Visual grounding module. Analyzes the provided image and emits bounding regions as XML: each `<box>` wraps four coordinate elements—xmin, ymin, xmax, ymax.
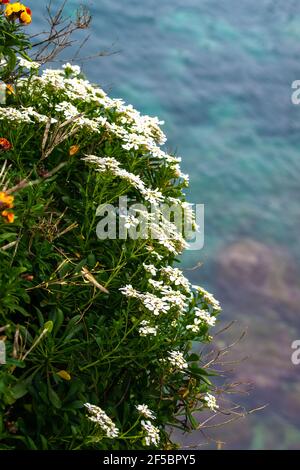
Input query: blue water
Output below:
<box><xmin>31</xmin><ymin>0</ymin><xmax>300</xmax><ymax>449</ymax></box>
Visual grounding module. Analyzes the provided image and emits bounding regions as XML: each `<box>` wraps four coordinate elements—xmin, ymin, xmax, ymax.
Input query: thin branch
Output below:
<box><xmin>7</xmin><ymin>161</ymin><xmax>68</xmax><ymax>194</ymax></box>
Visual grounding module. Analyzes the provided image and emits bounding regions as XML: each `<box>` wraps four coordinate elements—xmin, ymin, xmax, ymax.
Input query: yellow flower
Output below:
<box><xmin>5</xmin><ymin>3</ymin><xmax>32</xmax><ymax>25</ymax></box>
<box><xmin>0</xmin><ymin>191</ymin><xmax>14</xmax><ymax>209</ymax></box>
<box><xmin>5</xmin><ymin>3</ymin><xmax>22</xmax><ymax>15</ymax></box>
<box><xmin>57</xmin><ymin>370</ymin><xmax>71</xmax><ymax>381</ymax></box>
<box><xmin>69</xmin><ymin>145</ymin><xmax>80</xmax><ymax>156</ymax></box>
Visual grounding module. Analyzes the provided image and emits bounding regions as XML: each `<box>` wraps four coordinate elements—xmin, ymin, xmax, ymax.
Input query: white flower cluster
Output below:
<box><xmin>24</xmin><ymin>68</ymin><xmax>103</xmax><ymax>103</ymax></box>
<box><xmin>149</xmin><ymin>214</ymin><xmax>188</xmax><ymax>254</ymax></box>
<box><xmin>119</xmin><ymin>284</ymin><xmax>139</xmax><ymax>298</ymax></box>
<box><xmin>148</xmin><ymin>279</ymin><xmax>189</xmax><ymax>312</ymax></box>
<box><xmin>136</xmin><ymin>404</ymin><xmax>156</xmax><ymax>420</ymax></box>
<box><xmin>204</xmin><ymin>393</ymin><xmax>219</xmax><ymax>412</ymax></box>
<box><xmin>0</xmin><ymin>106</ymin><xmax>56</xmax><ymax>124</ymax></box>
<box><xmin>10</xmin><ymin>65</ymin><xmax>192</xmax><ymax>256</ymax></box>
<box><xmin>120</xmin><ymin>214</ymin><xmax>140</xmax><ymax>229</ymax></box>
<box><xmin>15</xmin><ymin>64</ymin><xmax>187</xmax><ymax>177</ymax></box>
<box><xmin>142</xmin><ymin>263</ymin><xmax>157</xmax><ymax>276</ymax></box>
<box><xmin>195</xmin><ymin>308</ymin><xmax>216</xmax><ymax>326</ymax></box>
<box><xmin>84</xmin><ymin>403</ymin><xmax>119</xmax><ymax>438</ymax></box>
<box><xmin>83</xmin><ymin>155</ymin><xmax>164</xmax><ymax>206</ymax></box>
<box><xmin>160</xmin><ymin>266</ymin><xmax>190</xmax><ymax>290</ymax></box>
<box><xmin>141</xmin><ymin>292</ymin><xmax>170</xmax><ymax>316</ymax></box>
<box><xmin>186</xmin><ymin>308</ymin><xmax>216</xmax><ymax>333</ymax></box>
<box><xmin>146</xmin><ymin>246</ymin><xmax>163</xmax><ymax>260</ymax></box>
<box><xmin>18</xmin><ymin>57</ymin><xmax>40</xmax><ymax>70</ymax></box>
<box><xmin>167</xmin><ymin>350</ymin><xmax>188</xmax><ymax>370</ymax></box>
<box><xmin>141</xmin><ymin>420</ymin><xmax>160</xmax><ymax>447</ymax></box>
<box><xmin>138</xmin><ymin>320</ymin><xmax>158</xmax><ymax>337</ymax></box>
<box><xmin>55</xmin><ymin>102</ymin><xmax>101</xmax><ymax>132</ymax></box>
<box><xmin>120</xmin><ymin>283</ymin><xmax>187</xmax><ymax>317</ymax></box>
<box><xmin>194</xmin><ymin>286</ymin><xmax>221</xmax><ymax>312</ymax></box>
<box><xmin>62</xmin><ymin>62</ymin><xmax>81</xmax><ymax>76</ymax></box>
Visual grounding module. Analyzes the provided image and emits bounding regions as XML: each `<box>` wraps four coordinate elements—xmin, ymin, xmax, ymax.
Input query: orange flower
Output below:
<box><xmin>0</xmin><ymin>138</ymin><xmax>12</xmax><ymax>152</ymax></box>
<box><xmin>6</xmin><ymin>84</ymin><xmax>14</xmax><ymax>95</ymax></box>
<box><xmin>1</xmin><ymin>210</ymin><xmax>14</xmax><ymax>224</ymax></box>
<box><xmin>69</xmin><ymin>145</ymin><xmax>80</xmax><ymax>156</ymax></box>
<box><xmin>19</xmin><ymin>8</ymin><xmax>31</xmax><ymax>24</ymax></box>
<box><xmin>0</xmin><ymin>191</ymin><xmax>14</xmax><ymax>209</ymax></box>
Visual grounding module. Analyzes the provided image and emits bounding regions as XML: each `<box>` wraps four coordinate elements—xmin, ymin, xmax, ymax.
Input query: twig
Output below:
<box><xmin>7</xmin><ymin>161</ymin><xmax>68</xmax><ymax>194</ymax></box>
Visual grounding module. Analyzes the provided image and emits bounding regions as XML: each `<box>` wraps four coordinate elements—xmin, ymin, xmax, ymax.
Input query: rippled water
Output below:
<box><xmin>31</xmin><ymin>0</ymin><xmax>300</xmax><ymax>449</ymax></box>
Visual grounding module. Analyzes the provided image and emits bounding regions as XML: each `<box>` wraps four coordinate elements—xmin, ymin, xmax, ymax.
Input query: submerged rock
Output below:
<box><xmin>215</xmin><ymin>238</ymin><xmax>300</xmax><ymax>322</ymax></box>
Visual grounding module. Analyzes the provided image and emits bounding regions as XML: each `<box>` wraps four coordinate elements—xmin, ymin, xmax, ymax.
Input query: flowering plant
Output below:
<box><xmin>0</xmin><ymin>1</ymin><xmax>32</xmax><ymax>81</ymax></box>
<box><xmin>0</xmin><ymin>3</ymin><xmax>224</xmax><ymax>450</ymax></box>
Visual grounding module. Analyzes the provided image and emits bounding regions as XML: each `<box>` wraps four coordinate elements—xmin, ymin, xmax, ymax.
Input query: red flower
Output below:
<box><xmin>0</xmin><ymin>138</ymin><xmax>12</xmax><ymax>152</ymax></box>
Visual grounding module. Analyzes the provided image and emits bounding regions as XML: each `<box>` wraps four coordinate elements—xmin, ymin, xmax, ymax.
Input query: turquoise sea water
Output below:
<box><xmin>31</xmin><ymin>0</ymin><xmax>300</xmax><ymax>449</ymax></box>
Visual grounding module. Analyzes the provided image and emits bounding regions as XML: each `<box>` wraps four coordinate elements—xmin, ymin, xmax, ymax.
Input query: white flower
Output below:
<box><xmin>148</xmin><ymin>279</ymin><xmax>164</xmax><ymax>290</ymax></box>
<box><xmin>149</xmin><ymin>216</ymin><xmax>188</xmax><ymax>255</ymax></box>
<box><xmin>18</xmin><ymin>57</ymin><xmax>40</xmax><ymax>70</ymax></box>
<box><xmin>141</xmin><ymin>292</ymin><xmax>170</xmax><ymax>316</ymax></box>
<box><xmin>160</xmin><ymin>266</ymin><xmax>190</xmax><ymax>290</ymax></box>
<box><xmin>204</xmin><ymin>393</ymin><xmax>219</xmax><ymax>412</ymax></box>
<box><xmin>141</xmin><ymin>420</ymin><xmax>160</xmax><ymax>447</ymax></box>
<box><xmin>120</xmin><ymin>214</ymin><xmax>139</xmax><ymax>229</ymax></box>
<box><xmin>194</xmin><ymin>308</ymin><xmax>216</xmax><ymax>327</ymax></box>
<box><xmin>161</xmin><ymin>287</ymin><xmax>188</xmax><ymax>311</ymax></box>
<box><xmin>13</xmin><ymin>64</ymin><xmax>189</xmax><ymax>182</ymax></box>
<box><xmin>0</xmin><ymin>106</ymin><xmax>56</xmax><ymax>124</ymax></box>
<box><xmin>136</xmin><ymin>404</ymin><xmax>156</xmax><ymax>420</ymax></box>
<box><xmin>146</xmin><ymin>247</ymin><xmax>163</xmax><ymax>261</ymax></box>
<box><xmin>141</xmin><ymin>188</ymin><xmax>164</xmax><ymax>205</ymax></box>
<box><xmin>84</xmin><ymin>403</ymin><xmax>119</xmax><ymax>438</ymax></box>
<box><xmin>55</xmin><ymin>101</ymin><xmax>79</xmax><ymax>119</ymax></box>
<box><xmin>143</xmin><ymin>263</ymin><xmax>157</xmax><ymax>276</ymax></box>
<box><xmin>83</xmin><ymin>155</ymin><xmax>121</xmax><ymax>172</ymax></box>
<box><xmin>138</xmin><ymin>320</ymin><xmax>158</xmax><ymax>337</ymax></box>
<box><xmin>186</xmin><ymin>323</ymin><xmax>200</xmax><ymax>333</ymax></box>
<box><xmin>25</xmin><ymin>107</ymin><xmax>57</xmax><ymax>124</ymax></box>
<box><xmin>119</xmin><ymin>284</ymin><xmax>139</xmax><ymax>298</ymax></box>
<box><xmin>0</xmin><ymin>107</ymin><xmax>32</xmax><ymax>123</ymax></box>
<box><xmin>194</xmin><ymin>286</ymin><xmax>221</xmax><ymax>312</ymax></box>
<box><xmin>83</xmin><ymin>155</ymin><xmax>147</xmax><ymax>193</ymax></box>
<box><xmin>167</xmin><ymin>350</ymin><xmax>188</xmax><ymax>370</ymax></box>
<box><xmin>54</xmin><ymin>103</ymin><xmax>100</xmax><ymax>132</ymax></box>
<box><xmin>63</xmin><ymin>62</ymin><xmax>81</xmax><ymax>76</ymax></box>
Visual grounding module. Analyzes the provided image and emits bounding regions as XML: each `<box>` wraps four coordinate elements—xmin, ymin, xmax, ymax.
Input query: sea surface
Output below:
<box><xmin>31</xmin><ymin>0</ymin><xmax>300</xmax><ymax>449</ymax></box>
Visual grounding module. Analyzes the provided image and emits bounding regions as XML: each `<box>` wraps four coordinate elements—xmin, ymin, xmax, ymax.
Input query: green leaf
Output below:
<box><xmin>11</xmin><ymin>381</ymin><xmax>29</xmax><ymax>400</ymax></box>
<box><xmin>48</xmin><ymin>387</ymin><xmax>62</xmax><ymax>409</ymax></box>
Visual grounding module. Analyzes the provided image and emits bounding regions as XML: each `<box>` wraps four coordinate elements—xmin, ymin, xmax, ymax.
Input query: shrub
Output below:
<box><xmin>0</xmin><ymin>2</ymin><xmax>221</xmax><ymax>450</ymax></box>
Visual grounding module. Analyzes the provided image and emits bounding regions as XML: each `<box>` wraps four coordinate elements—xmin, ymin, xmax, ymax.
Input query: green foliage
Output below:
<box><xmin>0</xmin><ymin>10</ymin><xmax>31</xmax><ymax>82</ymax></box>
